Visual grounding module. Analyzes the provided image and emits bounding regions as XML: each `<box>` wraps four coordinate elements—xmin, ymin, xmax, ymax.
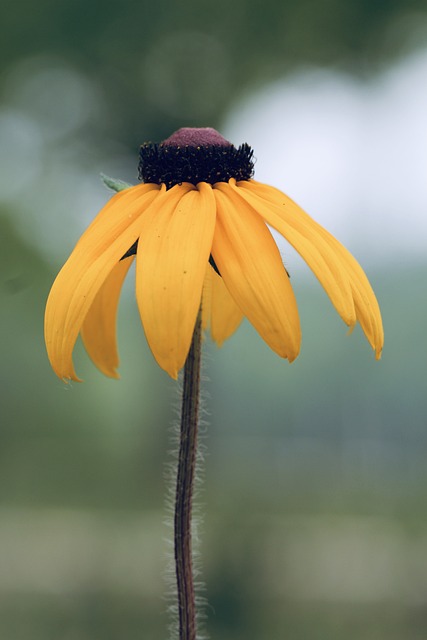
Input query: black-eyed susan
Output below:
<box><xmin>44</xmin><ymin>127</ymin><xmax>383</xmax><ymax>381</ymax></box>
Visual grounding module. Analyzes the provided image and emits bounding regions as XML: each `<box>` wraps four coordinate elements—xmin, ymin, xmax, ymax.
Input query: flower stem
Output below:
<box><xmin>174</xmin><ymin>310</ymin><xmax>202</xmax><ymax>640</ymax></box>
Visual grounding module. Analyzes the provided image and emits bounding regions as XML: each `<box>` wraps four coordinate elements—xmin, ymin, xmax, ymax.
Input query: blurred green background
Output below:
<box><xmin>1</xmin><ymin>0</ymin><xmax>427</xmax><ymax>638</ymax></box>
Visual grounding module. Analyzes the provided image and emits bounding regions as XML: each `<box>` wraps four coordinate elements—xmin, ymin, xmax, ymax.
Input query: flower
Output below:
<box><xmin>44</xmin><ymin>127</ymin><xmax>383</xmax><ymax>381</ymax></box>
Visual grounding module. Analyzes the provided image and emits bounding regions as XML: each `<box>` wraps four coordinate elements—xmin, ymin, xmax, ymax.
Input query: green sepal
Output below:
<box><xmin>100</xmin><ymin>173</ymin><xmax>133</xmax><ymax>193</ymax></box>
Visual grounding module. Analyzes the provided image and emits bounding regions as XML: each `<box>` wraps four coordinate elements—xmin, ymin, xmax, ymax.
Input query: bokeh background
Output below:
<box><xmin>1</xmin><ymin>1</ymin><xmax>427</xmax><ymax>638</ymax></box>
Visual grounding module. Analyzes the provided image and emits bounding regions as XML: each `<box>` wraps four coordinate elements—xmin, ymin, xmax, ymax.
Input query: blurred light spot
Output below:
<box><xmin>4</xmin><ymin>56</ymin><xmax>101</xmax><ymax>141</ymax></box>
<box><xmin>225</xmin><ymin>48</ymin><xmax>427</xmax><ymax>267</ymax></box>
<box><xmin>0</xmin><ymin>110</ymin><xmax>43</xmax><ymax>200</ymax></box>
<box><xmin>13</xmin><ymin>163</ymin><xmax>111</xmax><ymax>263</ymax></box>
<box><xmin>143</xmin><ymin>31</ymin><xmax>230</xmax><ymax>119</ymax></box>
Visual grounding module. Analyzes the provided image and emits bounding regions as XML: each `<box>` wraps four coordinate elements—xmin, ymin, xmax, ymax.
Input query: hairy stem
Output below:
<box><xmin>174</xmin><ymin>311</ymin><xmax>202</xmax><ymax>640</ymax></box>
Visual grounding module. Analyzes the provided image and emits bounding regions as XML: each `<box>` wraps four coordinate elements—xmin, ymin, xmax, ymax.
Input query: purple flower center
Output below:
<box><xmin>138</xmin><ymin>127</ymin><xmax>254</xmax><ymax>189</ymax></box>
<box><xmin>162</xmin><ymin>127</ymin><xmax>232</xmax><ymax>148</ymax></box>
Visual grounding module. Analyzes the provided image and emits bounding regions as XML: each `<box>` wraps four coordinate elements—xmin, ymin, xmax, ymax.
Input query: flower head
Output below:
<box><xmin>44</xmin><ymin>127</ymin><xmax>383</xmax><ymax>381</ymax></box>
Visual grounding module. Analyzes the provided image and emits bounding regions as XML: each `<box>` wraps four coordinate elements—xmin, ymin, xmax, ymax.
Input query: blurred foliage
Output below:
<box><xmin>2</xmin><ymin>0</ymin><xmax>427</xmax><ymax>147</ymax></box>
<box><xmin>2</xmin><ymin>202</ymin><xmax>427</xmax><ymax>638</ymax></box>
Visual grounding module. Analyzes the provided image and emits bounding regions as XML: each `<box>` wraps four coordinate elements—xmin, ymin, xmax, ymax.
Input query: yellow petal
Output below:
<box><xmin>45</xmin><ymin>184</ymin><xmax>161</xmax><ymax>381</ymax></box>
<box><xmin>201</xmin><ymin>267</ymin><xmax>212</xmax><ymax>333</ymax></box>
<box><xmin>234</xmin><ymin>179</ymin><xmax>357</xmax><ymax>326</ymax></box>
<box><xmin>203</xmin><ymin>265</ymin><xmax>243</xmax><ymax>346</ymax></box>
<box><xmin>74</xmin><ymin>183</ymin><xmax>160</xmax><ymax>250</ymax></box>
<box><xmin>136</xmin><ymin>183</ymin><xmax>217</xmax><ymax>378</ymax></box>
<box><xmin>212</xmin><ymin>183</ymin><xmax>301</xmax><ymax>361</ymax></box>
<box><xmin>320</xmin><ymin>230</ymin><xmax>384</xmax><ymax>358</ymax></box>
<box><xmin>241</xmin><ymin>180</ymin><xmax>383</xmax><ymax>357</ymax></box>
<box><xmin>80</xmin><ymin>256</ymin><xmax>135</xmax><ymax>378</ymax></box>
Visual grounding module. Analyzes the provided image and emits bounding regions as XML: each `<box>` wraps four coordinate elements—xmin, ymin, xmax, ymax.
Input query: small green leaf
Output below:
<box><xmin>100</xmin><ymin>173</ymin><xmax>133</xmax><ymax>192</ymax></box>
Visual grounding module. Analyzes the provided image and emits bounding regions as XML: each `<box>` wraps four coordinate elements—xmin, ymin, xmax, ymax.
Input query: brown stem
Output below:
<box><xmin>174</xmin><ymin>310</ymin><xmax>202</xmax><ymax>640</ymax></box>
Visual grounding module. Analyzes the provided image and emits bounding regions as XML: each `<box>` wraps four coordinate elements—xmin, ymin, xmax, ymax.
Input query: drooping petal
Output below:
<box><xmin>240</xmin><ymin>180</ymin><xmax>383</xmax><ymax>357</ymax></box>
<box><xmin>136</xmin><ymin>183</ymin><xmax>217</xmax><ymax>378</ymax></box>
<box><xmin>201</xmin><ymin>267</ymin><xmax>212</xmax><ymax>333</ymax></box>
<box><xmin>44</xmin><ymin>184</ymin><xmax>162</xmax><ymax>380</ymax></box>
<box><xmin>80</xmin><ymin>256</ymin><xmax>135</xmax><ymax>378</ymax></box>
<box><xmin>233</xmin><ymin>179</ymin><xmax>357</xmax><ymax>327</ymax></box>
<box><xmin>202</xmin><ymin>265</ymin><xmax>244</xmax><ymax>346</ymax></box>
<box><xmin>318</xmin><ymin>230</ymin><xmax>384</xmax><ymax>358</ymax></box>
<box><xmin>212</xmin><ymin>183</ymin><xmax>301</xmax><ymax>361</ymax></box>
<box><xmin>74</xmin><ymin>184</ymin><xmax>159</xmax><ymax>249</ymax></box>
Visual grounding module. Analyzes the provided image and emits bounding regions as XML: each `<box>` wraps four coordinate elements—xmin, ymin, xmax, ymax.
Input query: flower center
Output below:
<box><xmin>138</xmin><ymin>127</ymin><xmax>255</xmax><ymax>189</ymax></box>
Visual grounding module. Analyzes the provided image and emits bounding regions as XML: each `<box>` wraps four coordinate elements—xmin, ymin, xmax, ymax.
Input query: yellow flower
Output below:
<box><xmin>44</xmin><ymin>127</ymin><xmax>383</xmax><ymax>381</ymax></box>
